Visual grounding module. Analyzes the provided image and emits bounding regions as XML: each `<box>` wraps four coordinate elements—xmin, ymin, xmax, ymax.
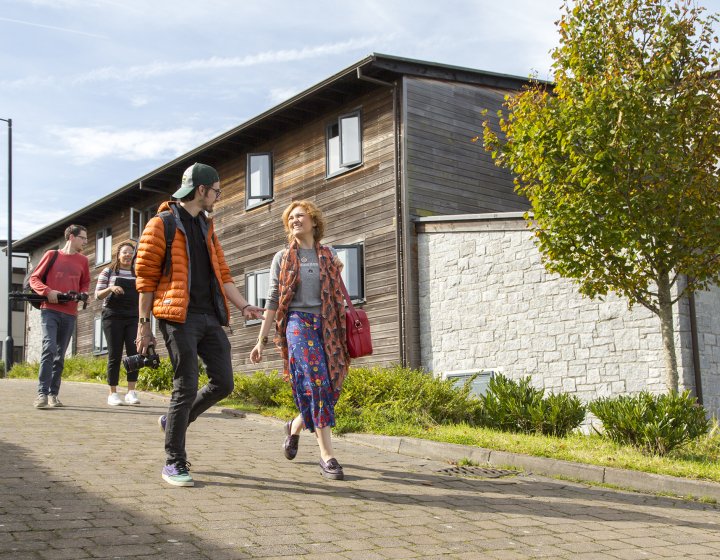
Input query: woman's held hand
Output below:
<box><xmin>249</xmin><ymin>344</ymin><xmax>263</xmax><ymax>363</ymax></box>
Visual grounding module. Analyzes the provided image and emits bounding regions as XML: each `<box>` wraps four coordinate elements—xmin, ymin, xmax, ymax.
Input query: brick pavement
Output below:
<box><xmin>1</xmin><ymin>378</ymin><xmax>719</xmax><ymax>559</ymax></box>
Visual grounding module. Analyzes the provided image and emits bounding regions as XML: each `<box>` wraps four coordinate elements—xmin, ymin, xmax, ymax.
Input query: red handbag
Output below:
<box><xmin>340</xmin><ymin>279</ymin><xmax>372</xmax><ymax>358</ymax></box>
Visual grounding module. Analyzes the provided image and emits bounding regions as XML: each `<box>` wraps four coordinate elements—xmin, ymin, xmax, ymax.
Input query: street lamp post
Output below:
<box><xmin>1</xmin><ymin>118</ymin><xmax>12</xmax><ymax>376</ymax></box>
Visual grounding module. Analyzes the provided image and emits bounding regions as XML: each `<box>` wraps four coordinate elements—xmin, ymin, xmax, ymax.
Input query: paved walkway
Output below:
<box><xmin>2</xmin><ymin>378</ymin><xmax>720</xmax><ymax>560</ymax></box>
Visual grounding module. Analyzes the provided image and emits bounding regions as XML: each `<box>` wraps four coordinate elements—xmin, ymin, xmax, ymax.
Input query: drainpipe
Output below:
<box><xmin>688</xmin><ymin>284</ymin><xmax>703</xmax><ymax>405</ymax></box>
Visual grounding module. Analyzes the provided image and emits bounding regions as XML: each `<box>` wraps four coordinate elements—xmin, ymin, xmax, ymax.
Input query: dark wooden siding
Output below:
<box><xmin>203</xmin><ymin>86</ymin><xmax>400</xmax><ymax>374</ymax></box>
<box><xmin>30</xmin><ymin>87</ymin><xmax>400</xmax><ymax>373</ymax></box>
<box><xmin>76</xmin><ymin>194</ymin><xmax>169</xmax><ymax>357</ymax></box>
<box><xmin>404</xmin><ymin>77</ymin><xmax>530</xmax><ymax>217</ymax></box>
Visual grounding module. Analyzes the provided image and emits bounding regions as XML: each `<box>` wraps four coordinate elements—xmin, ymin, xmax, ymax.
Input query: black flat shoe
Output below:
<box><xmin>283</xmin><ymin>420</ymin><xmax>299</xmax><ymax>460</ymax></box>
<box><xmin>319</xmin><ymin>457</ymin><xmax>344</xmax><ymax>480</ymax></box>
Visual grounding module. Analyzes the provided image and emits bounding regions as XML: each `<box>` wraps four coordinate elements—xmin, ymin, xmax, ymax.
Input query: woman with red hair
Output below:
<box><xmin>250</xmin><ymin>200</ymin><xmax>349</xmax><ymax>480</ymax></box>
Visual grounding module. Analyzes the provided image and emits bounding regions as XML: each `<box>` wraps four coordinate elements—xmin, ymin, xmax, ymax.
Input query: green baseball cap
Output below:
<box><xmin>173</xmin><ymin>163</ymin><xmax>220</xmax><ymax>198</ymax></box>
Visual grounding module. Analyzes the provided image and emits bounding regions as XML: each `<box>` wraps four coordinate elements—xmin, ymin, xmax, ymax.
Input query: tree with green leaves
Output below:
<box><xmin>483</xmin><ymin>0</ymin><xmax>720</xmax><ymax>393</ymax></box>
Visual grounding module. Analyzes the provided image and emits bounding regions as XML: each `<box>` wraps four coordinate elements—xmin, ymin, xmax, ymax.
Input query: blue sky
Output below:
<box><xmin>1</xmin><ymin>0</ymin><xmax>719</xmax><ymax>240</ymax></box>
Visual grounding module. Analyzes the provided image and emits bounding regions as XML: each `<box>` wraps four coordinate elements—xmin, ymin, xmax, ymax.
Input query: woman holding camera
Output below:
<box><xmin>250</xmin><ymin>200</ymin><xmax>350</xmax><ymax>480</ymax></box>
<box><xmin>95</xmin><ymin>241</ymin><xmax>141</xmax><ymax>406</ymax></box>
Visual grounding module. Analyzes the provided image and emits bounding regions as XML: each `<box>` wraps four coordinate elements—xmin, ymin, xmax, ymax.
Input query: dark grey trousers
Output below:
<box><xmin>159</xmin><ymin>312</ymin><xmax>233</xmax><ymax>464</ymax></box>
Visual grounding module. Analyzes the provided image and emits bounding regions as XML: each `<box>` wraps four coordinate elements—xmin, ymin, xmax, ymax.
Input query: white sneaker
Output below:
<box><xmin>124</xmin><ymin>390</ymin><xmax>140</xmax><ymax>405</ymax></box>
<box><xmin>107</xmin><ymin>393</ymin><xmax>124</xmax><ymax>406</ymax></box>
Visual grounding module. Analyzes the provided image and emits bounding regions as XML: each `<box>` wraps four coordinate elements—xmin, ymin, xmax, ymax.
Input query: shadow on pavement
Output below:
<box><xmin>195</xmin><ymin>461</ymin><xmax>720</xmax><ymax>533</ymax></box>
<box><xmin>0</xmin><ymin>438</ymin><xmax>245</xmax><ymax>560</ymax></box>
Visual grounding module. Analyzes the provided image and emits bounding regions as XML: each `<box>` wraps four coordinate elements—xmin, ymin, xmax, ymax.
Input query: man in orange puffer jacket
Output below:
<box><xmin>135</xmin><ymin>162</ymin><xmax>263</xmax><ymax>487</ymax></box>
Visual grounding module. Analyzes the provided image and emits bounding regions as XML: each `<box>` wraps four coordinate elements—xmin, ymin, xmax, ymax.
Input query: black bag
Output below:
<box><xmin>23</xmin><ymin>250</ymin><xmax>59</xmax><ymax>310</ymax></box>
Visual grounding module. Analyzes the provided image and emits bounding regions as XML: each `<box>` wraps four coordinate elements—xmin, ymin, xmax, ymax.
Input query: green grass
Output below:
<box><xmin>9</xmin><ymin>357</ymin><xmax>720</xmax><ymax>483</ymax></box>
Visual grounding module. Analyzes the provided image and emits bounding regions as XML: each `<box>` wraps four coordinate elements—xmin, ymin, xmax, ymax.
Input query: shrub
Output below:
<box><xmin>136</xmin><ymin>357</ymin><xmax>175</xmax><ymax>392</ymax></box>
<box><xmin>60</xmin><ymin>355</ymin><xmax>108</xmax><ymax>382</ymax></box>
<box><xmin>589</xmin><ymin>390</ymin><xmax>710</xmax><ymax>456</ymax></box>
<box><xmin>136</xmin><ymin>357</ymin><xmax>209</xmax><ymax>392</ymax></box>
<box><xmin>8</xmin><ymin>360</ymin><xmax>39</xmax><ymax>379</ymax></box>
<box><xmin>231</xmin><ymin>370</ymin><xmax>293</xmax><ymax>407</ymax></box>
<box><xmin>8</xmin><ymin>355</ymin><xmax>108</xmax><ymax>382</ymax></box>
<box><xmin>478</xmin><ymin>374</ymin><xmax>585</xmax><ymax>437</ymax></box>
<box><xmin>335</xmin><ymin>365</ymin><xmax>483</xmax><ymax>429</ymax></box>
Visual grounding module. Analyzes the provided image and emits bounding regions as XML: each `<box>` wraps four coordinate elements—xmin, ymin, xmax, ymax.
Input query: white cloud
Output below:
<box><xmin>10</xmin><ymin>207</ymin><xmax>69</xmax><ymax>240</ymax></box>
<box><xmin>48</xmin><ymin>126</ymin><xmax>214</xmax><ymax>164</ymax></box>
<box><xmin>0</xmin><ymin>16</ymin><xmax>106</xmax><ymax>38</ymax></box>
<box><xmin>268</xmin><ymin>86</ymin><xmax>303</xmax><ymax>105</ymax></box>
<box><xmin>130</xmin><ymin>95</ymin><xmax>150</xmax><ymax>107</ymax></box>
<box><xmin>74</xmin><ymin>38</ymin><xmax>379</xmax><ymax>84</ymax></box>
<box><xmin>0</xmin><ymin>37</ymin><xmax>379</xmax><ymax>91</ymax></box>
<box><xmin>10</xmin><ymin>0</ymin><xmax>128</xmax><ymax>9</ymax></box>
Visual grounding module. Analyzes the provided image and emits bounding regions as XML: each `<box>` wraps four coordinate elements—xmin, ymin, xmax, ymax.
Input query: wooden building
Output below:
<box><xmin>14</xmin><ymin>54</ymin><xmax>531</xmax><ymax>374</ymax></box>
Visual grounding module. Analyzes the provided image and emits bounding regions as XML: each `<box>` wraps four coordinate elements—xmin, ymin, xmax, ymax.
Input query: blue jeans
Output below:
<box><xmin>159</xmin><ymin>312</ymin><xmax>233</xmax><ymax>464</ymax></box>
<box><xmin>37</xmin><ymin>309</ymin><xmax>76</xmax><ymax>396</ymax></box>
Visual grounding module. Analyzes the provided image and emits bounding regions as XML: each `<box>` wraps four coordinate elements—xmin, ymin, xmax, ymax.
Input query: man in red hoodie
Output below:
<box><xmin>29</xmin><ymin>224</ymin><xmax>90</xmax><ymax>408</ymax></box>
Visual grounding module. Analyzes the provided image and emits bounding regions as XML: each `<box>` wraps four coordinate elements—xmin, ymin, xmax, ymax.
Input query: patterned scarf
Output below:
<box><xmin>274</xmin><ymin>241</ymin><xmax>350</xmax><ymax>390</ymax></box>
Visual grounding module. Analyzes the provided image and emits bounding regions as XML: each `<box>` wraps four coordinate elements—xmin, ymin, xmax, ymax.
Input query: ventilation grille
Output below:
<box><xmin>441</xmin><ymin>369</ymin><xmax>496</xmax><ymax>397</ymax></box>
<box><xmin>436</xmin><ymin>466</ymin><xmax>519</xmax><ymax>478</ymax></box>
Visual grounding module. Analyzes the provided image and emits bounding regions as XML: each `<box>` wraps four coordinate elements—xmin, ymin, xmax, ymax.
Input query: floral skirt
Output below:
<box><xmin>287</xmin><ymin>311</ymin><xmax>338</xmax><ymax>432</ymax></box>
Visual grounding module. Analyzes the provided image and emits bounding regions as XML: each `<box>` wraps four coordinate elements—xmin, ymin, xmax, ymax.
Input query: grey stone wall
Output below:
<box><xmin>417</xmin><ymin>215</ymin><xmax>719</xmax><ymax>413</ymax></box>
<box><xmin>25</xmin><ymin>306</ymin><xmax>77</xmax><ymax>365</ymax></box>
<box><xmin>25</xmin><ymin>306</ymin><xmax>47</xmax><ymax>364</ymax></box>
<box><xmin>695</xmin><ymin>288</ymin><xmax>720</xmax><ymax>417</ymax></box>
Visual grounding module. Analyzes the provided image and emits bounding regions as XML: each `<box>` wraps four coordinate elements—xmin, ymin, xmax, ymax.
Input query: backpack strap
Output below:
<box><xmin>158</xmin><ymin>211</ymin><xmax>176</xmax><ymax>277</ymax></box>
<box><xmin>41</xmin><ymin>250</ymin><xmax>60</xmax><ymax>284</ymax></box>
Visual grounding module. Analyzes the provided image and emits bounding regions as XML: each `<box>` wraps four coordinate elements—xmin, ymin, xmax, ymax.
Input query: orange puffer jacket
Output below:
<box><xmin>135</xmin><ymin>201</ymin><xmax>233</xmax><ymax>324</ymax></box>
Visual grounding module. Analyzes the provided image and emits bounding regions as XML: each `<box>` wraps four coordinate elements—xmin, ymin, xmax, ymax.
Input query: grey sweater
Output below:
<box><xmin>265</xmin><ymin>247</ymin><xmax>336</xmax><ymax>315</ymax></box>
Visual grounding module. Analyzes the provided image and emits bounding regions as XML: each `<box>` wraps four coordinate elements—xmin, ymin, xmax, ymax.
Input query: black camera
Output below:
<box><xmin>122</xmin><ymin>346</ymin><xmax>161</xmax><ymax>374</ymax></box>
<box><xmin>61</xmin><ymin>291</ymin><xmax>89</xmax><ymax>303</ymax></box>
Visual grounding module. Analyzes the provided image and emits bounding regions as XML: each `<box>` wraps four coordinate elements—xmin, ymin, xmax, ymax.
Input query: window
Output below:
<box><xmin>96</xmin><ymin>227</ymin><xmax>112</xmax><ymax>266</ymax></box>
<box><xmin>246</xmin><ymin>270</ymin><xmax>270</xmax><ymax>324</ymax></box>
<box><xmin>326</xmin><ymin>111</ymin><xmax>362</xmax><ymax>177</ymax></box>
<box><xmin>246</xmin><ymin>153</ymin><xmax>273</xmax><ymax>209</ymax></box>
<box><xmin>93</xmin><ymin>316</ymin><xmax>107</xmax><ymax>354</ymax></box>
<box><xmin>335</xmin><ymin>244</ymin><xmax>365</xmax><ymax>301</ymax></box>
<box><xmin>130</xmin><ymin>204</ymin><xmax>157</xmax><ymax>240</ymax></box>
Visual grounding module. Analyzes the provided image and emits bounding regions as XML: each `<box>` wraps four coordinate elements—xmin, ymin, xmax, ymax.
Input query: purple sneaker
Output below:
<box><xmin>161</xmin><ymin>461</ymin><xmax>193</xmax><ymax>487</ymax></box>
<box><xmin>158</xmin><ymin>415</ymin><xmax>167</xmax><ymax>432</ymax></box>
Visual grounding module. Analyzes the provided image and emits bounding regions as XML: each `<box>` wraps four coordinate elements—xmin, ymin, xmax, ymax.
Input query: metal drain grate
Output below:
<box><xmin>436</xmin><ymin>466</ymin><xmax>520</xmax><ymax>478</ymax></box>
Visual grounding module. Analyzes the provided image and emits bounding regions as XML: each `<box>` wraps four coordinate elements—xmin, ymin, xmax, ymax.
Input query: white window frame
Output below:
<box><xmin>130</xmin><ymin>204</ymin><xmax>157</xmax><ymax>240</ymax></box>
<box><xmin>335</xmin><ymin>244</ymin><xmax>365</xmax><ymax>302</ymax></box>
<box><xmin>245</xmin><ymin>269</ymin><xmax>270</xmax><ymax>325</ymax></box>
<box><xmin>246</xmin><ymin>152</ymin><xmax>274</xmax><ymax>209</ymax></box>
<box><xmin>95</xmin><ymin>227</ymin><xmax>112</xmax><ymax>266</ymax></box>
<box><xmin>326</xmin><ymin>110</ymin><xmax>363</xmax><ymax>178</ymax></box>
<box><xmin>93</xmin><ymin>315</ymin><xmax>108</xmax><ymax>354</ymax></box>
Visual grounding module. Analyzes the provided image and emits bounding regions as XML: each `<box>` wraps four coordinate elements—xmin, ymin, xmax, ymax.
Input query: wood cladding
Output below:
<box><xmin>30</xmin><ymin>72</ymin><xmax>534</xmax><ymax>378</ymax></box>
<box><xmin>404</xmin><ymin>77</ymin><xmax>530</xmax><ymax>217</ymax></box>
<box><xmin>220</xmin><ymin>88</ymin><xmax>401</xmax><ymax>373</ymax></box>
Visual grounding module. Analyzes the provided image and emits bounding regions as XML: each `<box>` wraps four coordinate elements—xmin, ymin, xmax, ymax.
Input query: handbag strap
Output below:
<box><xmin>338</xmin><ymin>276</ymin><xmax>356</xmax><ymax>313</ymax></box>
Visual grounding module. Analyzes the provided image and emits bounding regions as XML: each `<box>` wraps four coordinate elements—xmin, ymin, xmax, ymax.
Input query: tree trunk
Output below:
<box><xmin>657</xmin><ymin>271</ymin><xmax>679</xmax><ymax>392</ymax></box>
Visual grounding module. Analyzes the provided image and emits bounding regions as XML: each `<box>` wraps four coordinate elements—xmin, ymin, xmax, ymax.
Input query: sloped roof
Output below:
<box><xmin>14</xmin><ymin>53</ymin><xmax>533</xmax><ymax>252</ymax></box>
